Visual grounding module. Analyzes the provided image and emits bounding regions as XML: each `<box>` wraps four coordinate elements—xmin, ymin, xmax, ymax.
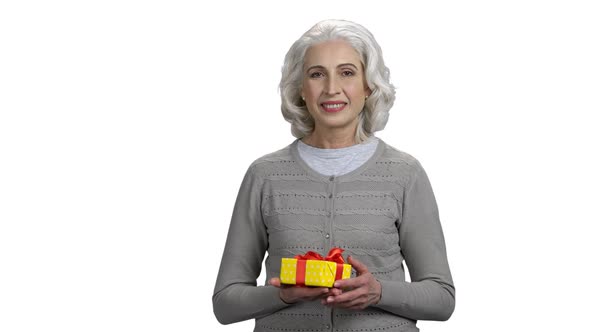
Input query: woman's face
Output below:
<box><xmin>301</xmin><ymin>40</ymin><xmax>370</xmax><ymax>137</ymax></box>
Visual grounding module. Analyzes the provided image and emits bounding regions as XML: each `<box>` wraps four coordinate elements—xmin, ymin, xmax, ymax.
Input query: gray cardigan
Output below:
<box><xmin>213</xmin><ymin>139</ymin><xmax>455</xmax><ymax>332</ymax></box>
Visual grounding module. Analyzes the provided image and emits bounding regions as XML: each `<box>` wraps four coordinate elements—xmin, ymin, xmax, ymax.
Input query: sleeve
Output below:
<box><xmin>212</xmin><ymin>164</ymin><xmax>290</xmax><ymax>325</ymax></box>
<box><xmin>374</xmin><ymin>160</ymin><xmax>456</xmax><ymax>321</ymax></box>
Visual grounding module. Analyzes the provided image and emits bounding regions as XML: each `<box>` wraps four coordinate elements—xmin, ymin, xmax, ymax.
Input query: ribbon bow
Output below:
<box><xmin>293</xmin><ymin>247</ymin><xmax>346</xmax><ymax>286</ymax></box>
<box><xmin>295</xmin><ymin>247</ymin><xmax>345</xmax><ymax>264</ymax></box>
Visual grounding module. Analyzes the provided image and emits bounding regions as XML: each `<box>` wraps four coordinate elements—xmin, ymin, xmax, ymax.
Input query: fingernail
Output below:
<box><xmin>333</xmin><ymin>282</ymin><xmax>340</xmax><ymax>288</ymax></box>
<box><xmin>327</xmin><ymin>297</ymin><xmax>333</xmax><ymax>303</ymax></box>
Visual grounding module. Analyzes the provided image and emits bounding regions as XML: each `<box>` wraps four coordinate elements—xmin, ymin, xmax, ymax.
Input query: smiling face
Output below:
<box><xmin>301</xmin><ymin>40</ymin><xmax>371</xmax><ymax>140</ymax></box>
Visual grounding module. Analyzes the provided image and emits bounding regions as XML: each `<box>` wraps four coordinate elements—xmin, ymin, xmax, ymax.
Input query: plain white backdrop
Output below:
<box><xmin>1</xmin><ymin>1</ymin><xmax>589</xmax><ymax>331</ymax></box>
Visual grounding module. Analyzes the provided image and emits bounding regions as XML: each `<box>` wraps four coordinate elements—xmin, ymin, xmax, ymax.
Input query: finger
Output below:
<box><xmin>310</xmin><ymin>291</ymin><xmax>331</xmax><ymax>301</ymax></box>
<box><xmin>326</xmin><ymin>288</ymin><xmax>343</xmax><ymax>297</ymax></box>
<box><xmin>329</xmin><ymin>287</ymin><xmax>365</xmax><ymax>305</ymax></box>
<box><xmin>324</xmin><ymin>292</ymin><xmax>364</xmax><ymax>307</ymax></box>
<box><xmin>333</xmin><ymin>277</ymin><xmax>358</xmax><ymax>290</ymax></box>
<box><xmin>347</xmin><ymin>255</ymin><xmax>370</xmax><ymax>275</ymax></box>
<box><xmin>330</xmin><ymin>294</ymin><xmax>367</xmax><ymax>310</ymax></box>
<box><xmin>321</xmin><ymin>288</ymin><xmax>341</xmax><ymax>305</ymax></box>
<box><xmin>307</xmin><ymin>287</ymin><xmax>330</xmax><ymax>297</ymax></box>
<box><xmin>333</xmin><ymin>273</ymin><xmax>368</xmax><ymax>289</ymax></box>
<box><xmin>269</xmin><ymin>278</ymin><xmax>282</xmax><ymax>288</ymax></box>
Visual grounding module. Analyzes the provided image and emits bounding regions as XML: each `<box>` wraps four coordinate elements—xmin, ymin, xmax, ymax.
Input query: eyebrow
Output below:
<box><xmin>305</xmin><ymin>63</ymin><xmax>359</xmax><ymax>73</ymax></box>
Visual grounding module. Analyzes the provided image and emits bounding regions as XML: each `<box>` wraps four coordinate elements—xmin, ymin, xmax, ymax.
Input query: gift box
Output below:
<box><xmin>280</xmin><ymin>248</ymin><xmax>352</xmax><ymax>287</ymax></box>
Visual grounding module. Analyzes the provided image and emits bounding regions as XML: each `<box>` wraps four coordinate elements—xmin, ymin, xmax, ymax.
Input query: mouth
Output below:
<box><xmin>320</xmin><ymin>102</ymin><xmax>347</xmax><ymax>113</ymax></box>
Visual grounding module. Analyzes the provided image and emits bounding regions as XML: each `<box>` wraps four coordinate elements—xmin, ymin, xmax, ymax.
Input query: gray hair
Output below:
<box><xmin>279</xmin><ymin>19</ymin><xmax>396</xmax><ymax>143</ymax></box>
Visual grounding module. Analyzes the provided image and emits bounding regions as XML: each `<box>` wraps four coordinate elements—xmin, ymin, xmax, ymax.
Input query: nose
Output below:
<box><xmin>324</xmin><ymin>75</ymin><xmax>341</xmax><ymax>95</ymax></box>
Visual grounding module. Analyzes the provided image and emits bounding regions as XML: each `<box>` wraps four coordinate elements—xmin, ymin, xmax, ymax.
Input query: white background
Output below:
<box><xmin>1</xmin><ymin>1</ymin><xmax>589</xmax><ymax>331</ymax></box>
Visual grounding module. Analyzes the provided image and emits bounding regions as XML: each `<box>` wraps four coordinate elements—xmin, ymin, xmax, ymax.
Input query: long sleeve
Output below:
<box><xmin>212</xmin><ymin>165</ymin><xmax>289</xmax><ymax>324</ymax></box>
<box><xmin>375</xmin><ymin>160</ymin><xmax>455</xmax><ymax>321</ymax></box>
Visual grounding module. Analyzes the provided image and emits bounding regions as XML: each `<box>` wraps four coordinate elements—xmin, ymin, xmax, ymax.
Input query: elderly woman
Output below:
<box><xmin>213</xmin><ymin>19</ymin><xmax>455</xmax><ymax>332</ymax></box>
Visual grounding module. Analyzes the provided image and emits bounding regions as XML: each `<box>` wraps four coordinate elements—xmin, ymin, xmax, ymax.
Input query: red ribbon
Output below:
<box><xmin>294</xmin><ymin>248</ymin><xmax>346</xmax><ymax>286</ymax></box>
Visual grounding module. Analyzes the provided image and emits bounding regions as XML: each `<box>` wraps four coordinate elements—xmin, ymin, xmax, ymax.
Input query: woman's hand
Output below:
<box><xmin>269</xmin><ymin>278</ymin><xmax>329</xmax><ymax>304</ymax></box>
<box><xmin>321</xmin><ymin>256</ymin><xmax>382</xmax><ymax>310</ymax></box>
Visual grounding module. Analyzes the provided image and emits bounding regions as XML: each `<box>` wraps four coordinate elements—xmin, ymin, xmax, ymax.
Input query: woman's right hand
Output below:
<box><xmin>269</xmin><ymin>278</ymin><xmax>329</xmax><ymax>304</ymax></box>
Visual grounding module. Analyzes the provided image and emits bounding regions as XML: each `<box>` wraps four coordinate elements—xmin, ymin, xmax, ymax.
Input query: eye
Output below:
<box><xmin>342</xmin><ymin>70</ymin><xmax>355</xmax><ymax>77</ymax></box>
<box><xmin>309</xmin><ymin>72</ymin><xmax>324</xmax><ymax>79</ymax></box>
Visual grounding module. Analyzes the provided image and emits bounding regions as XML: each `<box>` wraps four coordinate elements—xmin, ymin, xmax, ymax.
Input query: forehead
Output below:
<box><xmin>303</xmin><ymin>40</ymin><xmax>363</xmax><ymax>68</ymax></box>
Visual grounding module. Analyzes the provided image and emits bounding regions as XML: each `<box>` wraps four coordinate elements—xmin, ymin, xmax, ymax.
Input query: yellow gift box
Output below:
<box><xmin>279</xmin><ymin>248</ymin><xmax>352</xmax><ymax>287</ymax></box>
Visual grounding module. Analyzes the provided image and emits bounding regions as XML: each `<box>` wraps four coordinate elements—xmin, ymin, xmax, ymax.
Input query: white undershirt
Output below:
<box><xmin>297</xmin><ymin>136</ymin><xmax>379</xmax><ymax>176</ymax></box>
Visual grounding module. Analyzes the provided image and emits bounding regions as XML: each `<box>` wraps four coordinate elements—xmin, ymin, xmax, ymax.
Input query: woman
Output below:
<box><xmin>213</xmin><ymin>19</ymin><xmax>455</xmax><ymax>331</ymax></box>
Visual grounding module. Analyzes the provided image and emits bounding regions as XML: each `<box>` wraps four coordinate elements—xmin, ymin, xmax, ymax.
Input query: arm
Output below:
<box><xmin>212</xmin><ymin>165</ymin><xmax>289</xmax><ymax>325</ymax></box>
<box><xmin>375</xmin><ymin>160</ymin><xmax>455</xmax><ymax>321</ymax></box>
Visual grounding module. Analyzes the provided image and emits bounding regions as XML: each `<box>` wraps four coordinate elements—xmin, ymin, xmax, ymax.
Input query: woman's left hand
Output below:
<box><xmin>321</xmin><ymin>255</ymin><xmax>382</xmax><ymax>310</ymax></box>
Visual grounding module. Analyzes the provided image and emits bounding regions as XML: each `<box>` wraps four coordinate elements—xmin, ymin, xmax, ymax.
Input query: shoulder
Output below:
<box><xmin>374</xmin><ymin>139</ymin><xmax>428</xmax><ymax>186</ymax></box>
<box><xmin>377</xmin><ymin>139</ymin><xmax>422</xmax><ymax>169</ymax></box>
<box><xmin>251</xmin><ymin>144</ymin><xmax>294</xmax><ymax>167</ymax></box>
<box><xmin>245</xmin><ymin>141</ymin><xmax>298</xmax><ymax>178</ymax></box>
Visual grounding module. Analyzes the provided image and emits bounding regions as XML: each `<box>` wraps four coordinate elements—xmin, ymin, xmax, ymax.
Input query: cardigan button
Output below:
<box><xmin>328</xmin><ymin>193</ymin><xmax>333</xmax><ymax>199</ymax></box>
<box><xmin>325</xmin><ymin>233</ymin><xmax>330</xmax><ymax>239</ymax></box>
<box><xmin>329</xmin><ymin>175</ymin><xmax>335</xmax><ymax>181</ymax></box>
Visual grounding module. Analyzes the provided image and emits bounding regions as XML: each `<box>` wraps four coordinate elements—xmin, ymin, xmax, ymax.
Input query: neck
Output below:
<box><xmin>302</xmin><ymin>130</ymin><xmax>357</xmax><ymax>149</ymax></box>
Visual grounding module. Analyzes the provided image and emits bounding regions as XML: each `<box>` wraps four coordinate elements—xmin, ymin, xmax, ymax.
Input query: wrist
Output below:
<box><xmin>373</xmin><ymin>279</ymin><xmax>383</xmax><ymax>305</ymax></box>
<box><xmin>279</xmin><ymin>290</ymin><xmax>295</xmax><ymax>305</ymax></box>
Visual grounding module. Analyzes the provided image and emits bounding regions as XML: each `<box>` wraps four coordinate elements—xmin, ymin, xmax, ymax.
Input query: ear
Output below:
<box><xmin>363</xmin><ymin>78</ymin><xmax>372</xmax><ymax>97</ymax></box>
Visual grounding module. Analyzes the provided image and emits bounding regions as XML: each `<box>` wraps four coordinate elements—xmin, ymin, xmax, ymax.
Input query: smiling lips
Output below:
<box><xmin>321</xmin><ymin>101</ymin><xmax>347</xmax><ymax>113</ymax></box>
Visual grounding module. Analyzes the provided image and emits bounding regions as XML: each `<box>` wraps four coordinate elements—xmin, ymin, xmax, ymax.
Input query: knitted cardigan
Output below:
<box><xmin>213</xmin><ymin>138</ymin><xmax>455</xmax><ymax>332</ymax></box>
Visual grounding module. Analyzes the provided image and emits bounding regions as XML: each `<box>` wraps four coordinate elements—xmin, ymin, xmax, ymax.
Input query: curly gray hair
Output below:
<box><xmin>279</xmin><ymin>20</ymin><xmax>396</xmax><ymax>143</ymax></box>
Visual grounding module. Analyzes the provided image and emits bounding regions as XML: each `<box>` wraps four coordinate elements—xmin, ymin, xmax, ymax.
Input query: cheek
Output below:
<box><xmin>305</xmin><ymin>82</ymin><xmax>321</xmax><ymax>94</ymax></box>
<box><xmin>344</xmin><ymin>82</ymin><xmax>365</xmax><ymax>98</ymax></box>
